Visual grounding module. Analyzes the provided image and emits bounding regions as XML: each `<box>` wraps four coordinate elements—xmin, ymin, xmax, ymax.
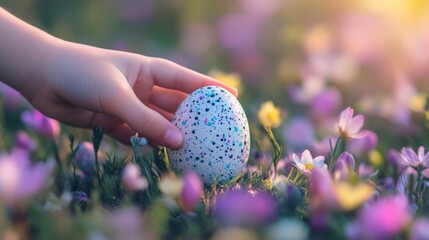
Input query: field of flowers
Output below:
<box><xmin>2</xmin><ymin>0</ymin><xmax>429</xmax><ymax>239</ymax></box>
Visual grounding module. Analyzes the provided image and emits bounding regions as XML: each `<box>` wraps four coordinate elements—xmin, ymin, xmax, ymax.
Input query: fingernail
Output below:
<box><xmin>164</xmin><ymin>128</ymin><xmax>184</xmax><ymax>148</ymax></box>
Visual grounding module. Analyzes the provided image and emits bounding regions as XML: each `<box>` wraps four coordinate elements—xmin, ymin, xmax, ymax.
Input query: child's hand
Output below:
<box><xmin>23</xmin><ymin>41</ymin><xmax>238</xmax><ymax>147</ymax></box>
<box><xmin>0</xmin><ymin>8</ymin><xmax>237</xmax><ymax>148</ymax></box>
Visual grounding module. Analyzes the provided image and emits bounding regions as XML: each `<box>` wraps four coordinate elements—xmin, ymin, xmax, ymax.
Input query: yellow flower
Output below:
<box><xmin>369</xmin><ymin>150</ymin><xmax>383</xmax><ymax>168</ymax></box>
<box><xmin>258</xmin><ymin>101</ymin><xmax>282</xmax><ymax>128</ymax></box>
<box><xmin>158</xmin><ymin>175</ymin><xmax>183</xmax><ymax>197</ymax></box>
<box><xmin>408</xmin><ymin>94</ymin><xmax>426</xmax><ymax>112</ymax></box>
<box><xmin>209</xmin><ymin>69</ymin><xmax>242</xmax><ymax>94</ymax></box>
<box><xmin>333</xmin><ymin>182</ymin><xmax>373</xmax><ymax>211</ymax></box>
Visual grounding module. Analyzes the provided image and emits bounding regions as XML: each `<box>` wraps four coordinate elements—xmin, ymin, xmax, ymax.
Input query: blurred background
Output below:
<box><xmin>2</xmin><ymin>0</ymin><xmax>429</xmax><ymax>151</ymax></box>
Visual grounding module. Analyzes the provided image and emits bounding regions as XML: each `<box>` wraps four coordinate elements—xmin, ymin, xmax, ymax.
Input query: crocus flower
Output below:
<box><xmin>283</xmin><ymin>117</ymin><xmax>316</xmax><ymax>152</ymax></box>
<box><xmin>333</xmin><ymin>182</ymin><xmax>373</xmax><ymax>211</ymax></box>
<box><xmin>179</xmin><ymin>171</ymin><xmax>203</xmax><ymax>212</ymax></box>
<box><xmin>400</xmin><ymin>146</ymin><xmax>429</xmax><ymax>170</ymax></box>
<box><xmin>333</xmin><ymin>152</ymin><xmax>355</xmax><ymax>181</ymax></box>
<box><xmin>215</xmin><ymin>190</ymin><xmax>277</xmax><ymax>226</ymax></box>
<box><xmin>14</xmin><ymin>131</ymin><xmax>37</xmax><ymax>152</ymax></box>
<box><xmin>337</xmin><ymin>107</ymin><xmax>364</xmax><ymax>138</ymax></box>
<box><xmin>309</xmin><ymin>88</ymin><xmax>342</xmax><ymax>121</ymax></box>
<box><xmin>0</xmin><ymin>149</ymin><xmax>53</xmax><ymax>203</ymax></box>
<box><xmin>21</xmin><ymin>109</ymin><xmax>60</xmax><ymax>138</ymax></box>
<box><xmin>258</xmin><ymin>101</ymin><xmax>282</xmax><ymax>128</ymax></box>
<box><xmin>409</xmin><ymin>219</ymin><xmax>429</xmax><ymax>240</ymax></box>
<box><xmin>347</xmin><ymin>130</ymin><xmax>378</xmax><ymax>156</ymax></box>
<box><xmin>292</xmin><ymin>149</ymin><xmax>327</xmax><ymax>177</ymax></box>
<box><xmin>351</xmin><ymin>195</ymin><xmax>411</xmax><ymax>240</ymax></box>
<box><xmin>309</xmin><ymin>168</ymin><xmax>336</xmax><ymax>229</ymax></box>
<box><xmin>75</xmin><ymin>141</ymin><xmax>98</xmax><ymax>176</ymax></box>
<box><xmin>122</xmin><ymin>163</ymin><xmax>148</xmax><ymax>191</ymax></box>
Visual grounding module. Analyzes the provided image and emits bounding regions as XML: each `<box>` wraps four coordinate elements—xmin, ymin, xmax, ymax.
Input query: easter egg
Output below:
<box><xmin>168</xmin><ymin>86</ymin><xmax>250</xmax><ymax>184</ymax></box>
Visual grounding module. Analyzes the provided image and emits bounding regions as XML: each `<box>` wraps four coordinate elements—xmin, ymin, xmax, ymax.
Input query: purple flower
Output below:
<box><xmin>215</xmin><ymin>190</ymin><xmax>277</xmax><ymax>226</ymax></box>
<box><xmin>400</xmin><ymin>146</ymin><xmax>429</xmax><ymax>170</ymax></box>
<box><xmin>21</xmin><ymin>109</ymin><xmax>60</xmax><ymax>138</ymax></box>
<box><xmin>352</xmin><ymin>195</ymin><xmax>411</xmax><ymax>240</ymax></box>
<box><xmin>217</xmin><ymin>13</ymin><xmax>260</xmax><ymax>53</ymax></box>
<box><xmin>309</xmin><ymin>88</ymin><xmax>342</xmax><ymax>121</ymax></box>
<box><xmin>180</xmin><ymin>171</ymin><xmax>203</xmax><ymax>212</ymax></box>
<box><xmin>385</xmin><ymin>149</ymin><xmax>408</xmax><ymax>172</ymax></box>
<box><xmin>0</xmin><ymin>149</ymin><xmax>53</xmax><ymax>203</ymax></box>
<box><xmin>14</xmin><ymin>131</ymin><xmax>37</xmax><ymax>152</ymax></box>
<box><xmin>75</xmin><ymin>141</ymin><xmax>98</xmax><ymax>176</ymax></box>
<box><xmin>409</xmin><ymin>219</ymin><xmax>429</xmax><ymax>240</ymax></box>
<box><xmin>347</xmin><ymin>130</ymin><xmax>378</xmax><ymax>156</ymax></box>
<box><xmin>338</xmin><ymin>107</ymin><xmax>365</xmax><ymax>138</ymax></box>
<box><xmin>283</xmin><ymin>117</ymin><xmax>316</xmax><ymax>152</ymax></box>
<box><xmin>333</xmin><ymin>152</ymin><xmax>355</xmax><ymax>181</ymax></box>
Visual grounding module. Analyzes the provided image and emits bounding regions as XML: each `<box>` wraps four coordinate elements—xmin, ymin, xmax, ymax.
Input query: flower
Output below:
<box><xmin>209</xmin><ymin>69</ymin><xmax>242</xmax><ymax>94</ymax></box>
<box><xmin>333</xmin><ymin>182</ymin><xmax>373</xmax><ymax>211</ymax></box>
<box><xmin>333</xmin><ymin>152</ymin><xmax>355</xmax><ymax>181</ymax></box>
<box><xmin>409</xmin><ymin>219</ymin><xmax>429</xmax><ymax>240</ymax></box>
<box><xmin>0</xmin><ymin>149</ymin><xmax>53</xmax><ymax>203</ymax></box>
<box><xmin>21</xmin><ymin>109</ymin><xmax>60</xmax><ymax>138</ymax></box>
<box><xmin>14</xmin><ymin>131</ymin><xmax>37</xmax><ymax>152</ymax></box>
<box><xmin>400</xmin><ymin>146</ymin><xmax>429</xmax><ymax>170</ymax></box>
<box><xmin>292</xmin><ymin>149</ymin><xmax>327</xmax><ymax>176</ymax></box>
<box><xmin>347</xmin><ymin>130</ymin><xmax>378</xmax><ymax>156</ymax></box>
<box><xmin>337</xmin><ymin>107</ymin><xmax>364</xmax><ymax>138</ymax></box>
<box><xmin>309</xmin><ymin>88</ymin><xmax>342</xmax><ymax>121</ymax></box>
<box><xmin>214</xmin><ymin>190</ymin><xmax>277</xmax><ymax>226</ymax></box>
<box><xmin>75</xmin><ymin>141</ymin><xmax>99</xmax><ymax>176</ymax></box>
<box><xmin>179</xmin><ymin>171</ymin><xmax>203</xmax><ymax>212</ymax></box>
<box><xmin>122</xmin><ymin>163</ymin><xmax>148</xmax><ymax>191</ymax></box>
<box><xmin>349</xmin><ymin>195</ymin><xmax>411</xmax><ymax>240</ymax></box>
<box><xmin>258</xmin><ymin>101</ymin><xmax>282</xmax><ymax>128</ymax></box>
<box><xmin>283</xmin><ymin>116</ymin><xmax>316</xmax><ymax>152</ymax></box>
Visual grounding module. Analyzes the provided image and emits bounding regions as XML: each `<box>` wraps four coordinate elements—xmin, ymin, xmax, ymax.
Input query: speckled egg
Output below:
<box><xmin>168</xmin><ymin>86</ymin><xmax>250</xmax><ymax>184</ymax></box>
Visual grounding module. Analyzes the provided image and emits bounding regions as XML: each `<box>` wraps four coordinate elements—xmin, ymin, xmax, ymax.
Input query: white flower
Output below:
<box><xmin>292</xmin><ymin>150</ymin><xmax>327</xmax><ymax>176</ymax></box>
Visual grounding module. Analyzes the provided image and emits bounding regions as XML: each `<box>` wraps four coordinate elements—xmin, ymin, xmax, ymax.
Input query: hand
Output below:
<box><xmin>21</xmin><ymin>41</ymin><xmax>237</xmax><ymax>147</ymax></box>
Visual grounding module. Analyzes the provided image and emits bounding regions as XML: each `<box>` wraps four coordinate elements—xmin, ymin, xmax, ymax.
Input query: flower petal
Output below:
<box><xmin>401</xmin><ymin>147</ymin><xmax>420</xmax><ymax>167</ymax></box>
<box><xmin>346</xmin><ymin>115</ymin><xmax>364</xmax><ymax>135</ymax></box>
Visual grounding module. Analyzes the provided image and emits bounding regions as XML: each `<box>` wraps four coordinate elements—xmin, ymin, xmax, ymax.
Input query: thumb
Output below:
<box><xmin>110</xmin><ymin>86</ymin><xmax>183</xmax><ymax>148</ymax></box>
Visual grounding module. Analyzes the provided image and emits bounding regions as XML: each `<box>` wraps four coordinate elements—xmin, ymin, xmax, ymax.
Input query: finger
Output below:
<box><xmin>148</xmin><ymin>86</ymin><xmax>187</xmax><ymax>113</ymax></box>
<box><xmin>148</xmin><ymin>103</ymin><xmax>174</xmax><ymax>121</ymax></box>
<box><xmin>110</xmin><ymin>84</ymin><xmax>183</xmax><ymax>148</ymax></box>
<box><xmin>146</xmin><ymin>58</ymin><xmax>238</xmax><ymax>97</ymax></box>
<box><xmin>105</xmin><ymin>124</ymin><xmax>136</xmax><ymax>146</ymax></box>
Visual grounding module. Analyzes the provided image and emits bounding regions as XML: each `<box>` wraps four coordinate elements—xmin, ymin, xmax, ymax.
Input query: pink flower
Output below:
<box><xmin>21</xmin><ymin>109</ymin><xmax>60</xmax><ymax>138</ymax></box>
<box><xmin>122</xmin><ymin>163</ymin><xmax>148</xmax><ymax>191</ymax></box>
<box><xmin>0</xmin><ymin>149</ymin><xmax>53</xmax><ymax>203</ymax></box>
<box><xmin>337</xmin><ymin>107</ymin><xmax>364</xmax><ymax>138</ymax></box>
<box><xmin>400</xmin><ymin>146</ymin><xmax>429</xmax><ymax>170</ymax></box>
<box><xmin>180</xmin><ymin>171</ymin><xmax>203</xmax><ymax>212</ymax></box>
<box><xmin>352</xmin><ymin>195</ymin><xmax>411</xmax><ymax>240</ymax></box>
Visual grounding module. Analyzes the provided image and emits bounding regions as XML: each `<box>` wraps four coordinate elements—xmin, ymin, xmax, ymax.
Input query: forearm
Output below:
<box><xmin>0</xmin><ymin>7</ymin><xmax>61</xmax><ymax>94</ymax></box>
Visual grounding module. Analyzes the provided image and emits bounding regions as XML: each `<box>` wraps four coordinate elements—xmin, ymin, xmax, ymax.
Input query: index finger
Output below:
<box><xmin>145</xmin><ymin>57</ymin><xmax>238</xmax><ymax>97</ymax></box>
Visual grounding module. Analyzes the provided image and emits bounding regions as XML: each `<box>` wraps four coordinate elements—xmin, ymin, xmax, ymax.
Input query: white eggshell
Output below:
<box><xmin>168</xmin><ymin>86</ymin><xmax>250</xmax><ymax>184</ymax></box>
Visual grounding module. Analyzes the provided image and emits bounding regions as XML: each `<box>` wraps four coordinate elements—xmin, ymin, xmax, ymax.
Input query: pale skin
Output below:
<box><xmin>0</xmin><ymin>8</ymin><xmax>237</xmax><ymax>148</ymax></box>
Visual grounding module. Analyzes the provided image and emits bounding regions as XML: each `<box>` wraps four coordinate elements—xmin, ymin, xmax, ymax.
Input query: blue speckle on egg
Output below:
<box><xmin>168</xmin><ymin>86</ymin><xmax>250</xmax><ymax>184</ymax></box>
